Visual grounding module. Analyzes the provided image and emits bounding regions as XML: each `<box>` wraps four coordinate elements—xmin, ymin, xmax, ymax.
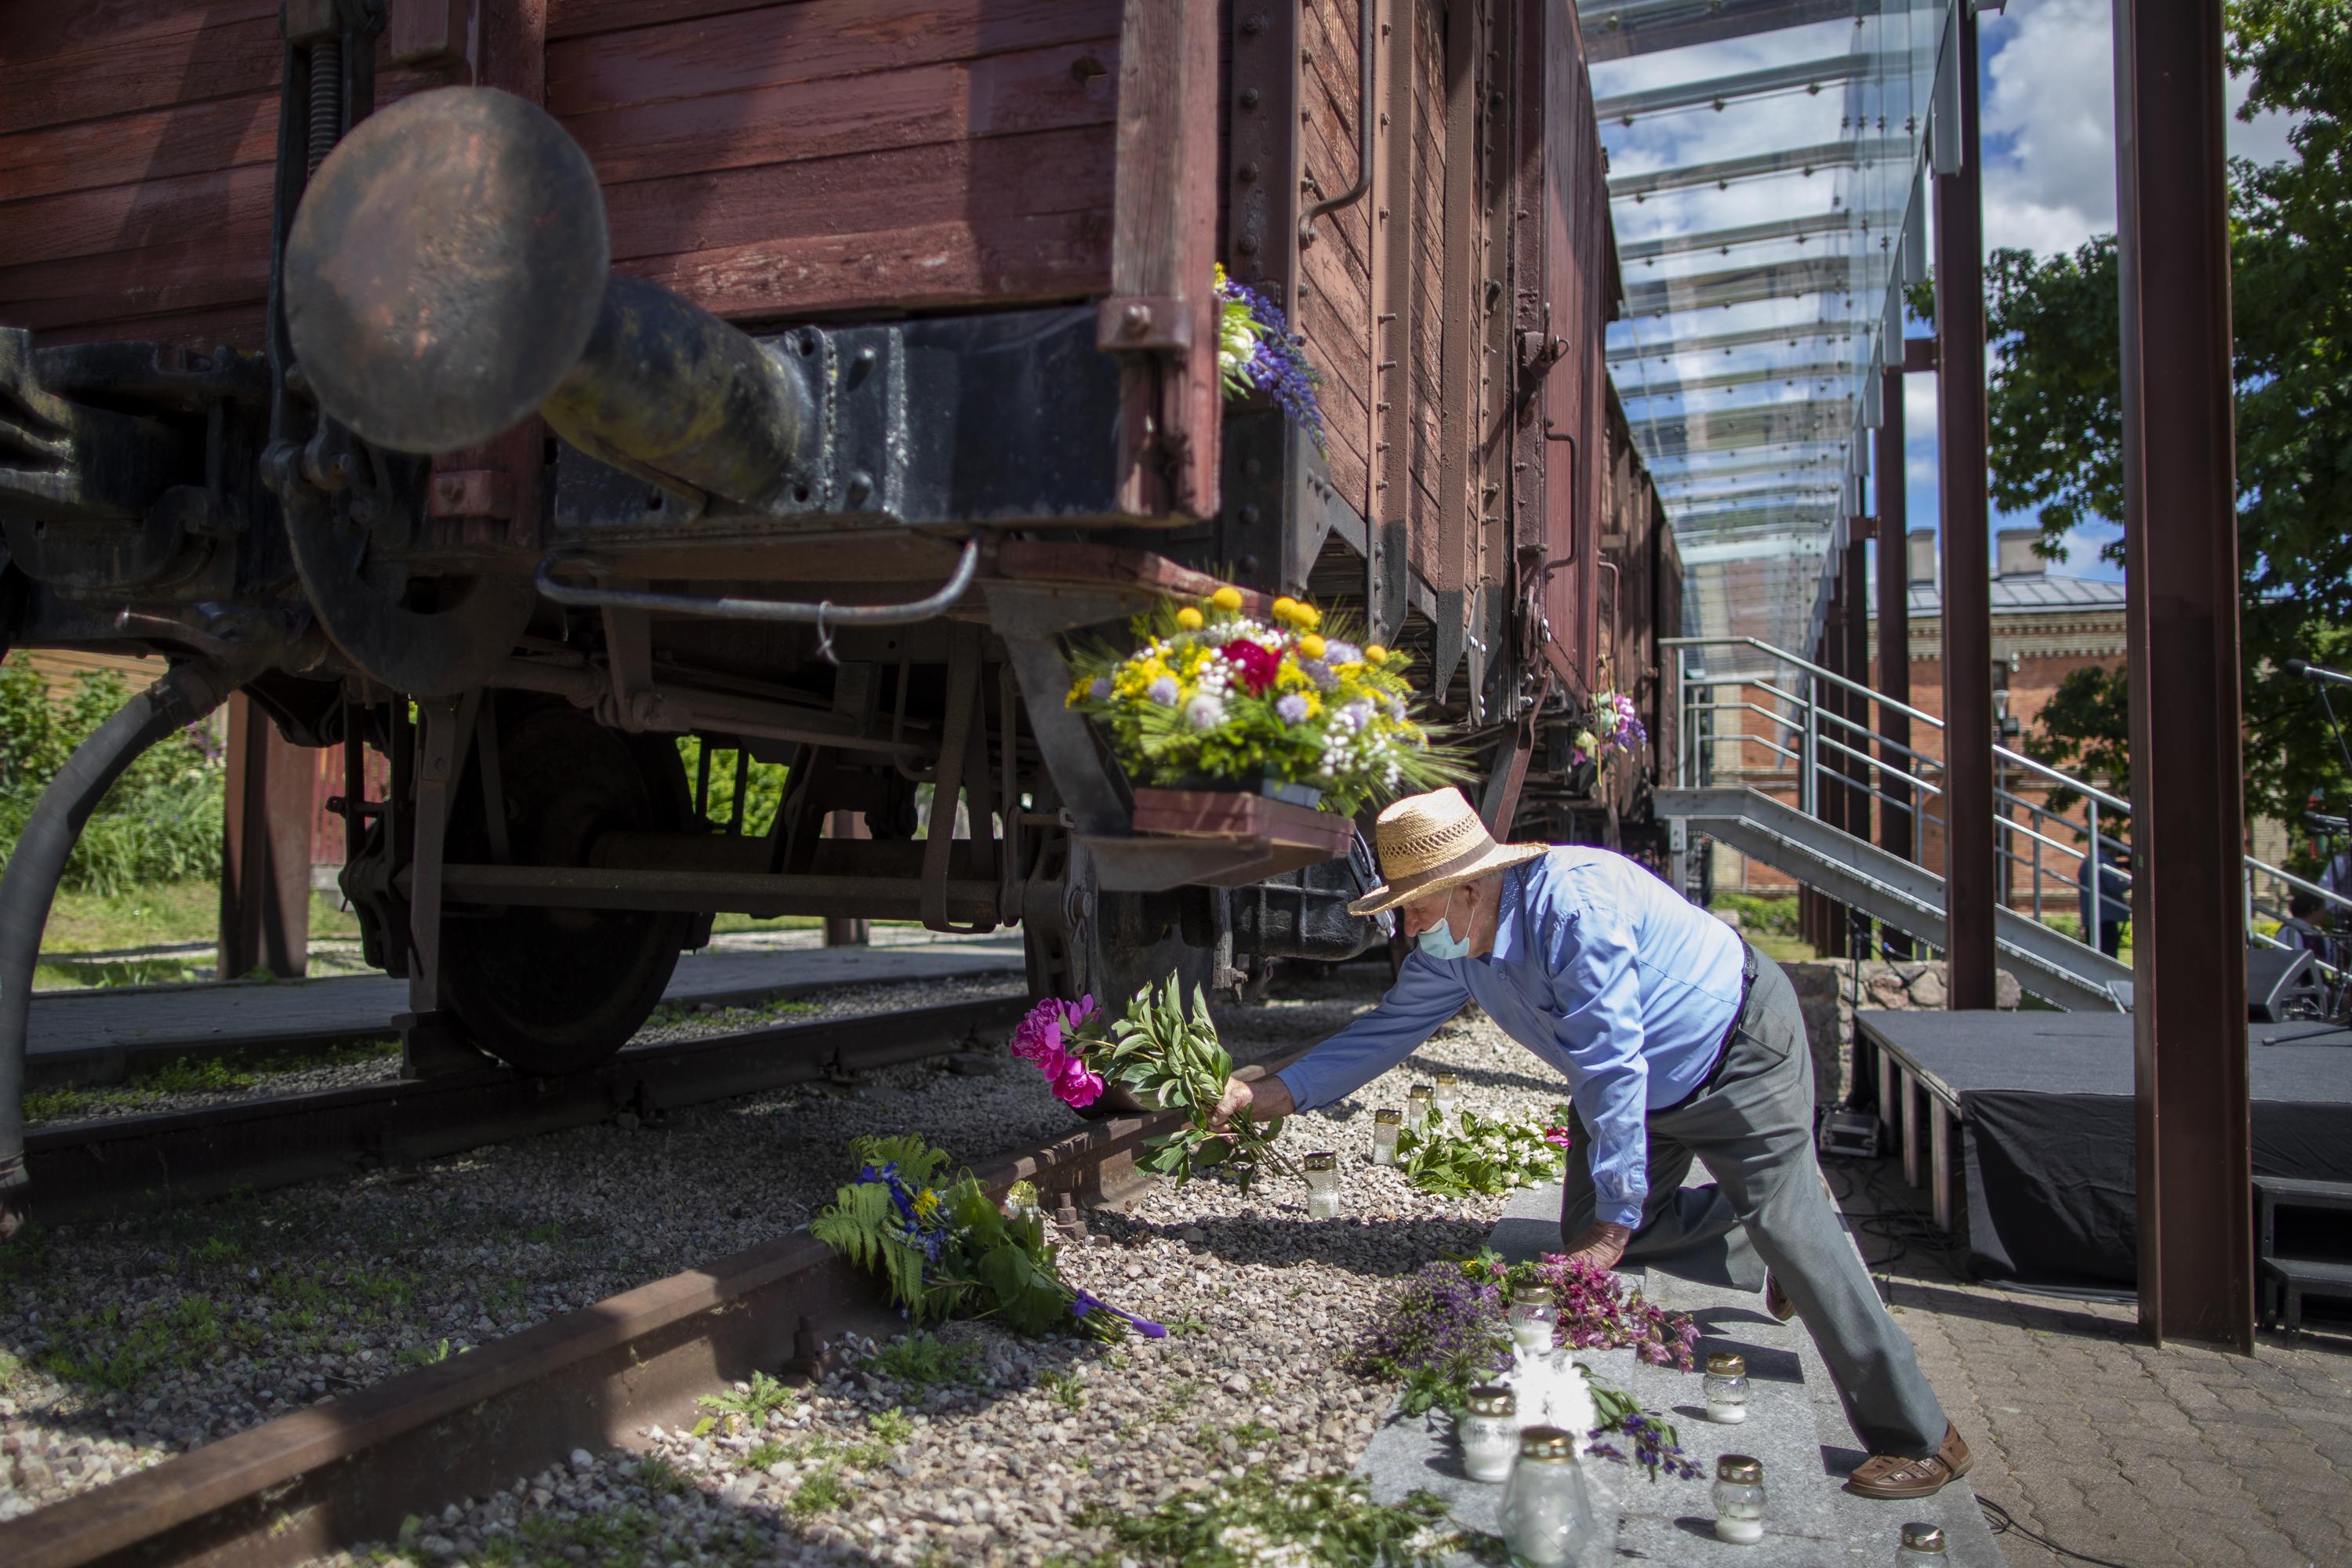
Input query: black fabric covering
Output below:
<box><xmin>1861</xmin><ymin>1014</ymin><xmax>2352</xmax><ymax>1287</ymax></box>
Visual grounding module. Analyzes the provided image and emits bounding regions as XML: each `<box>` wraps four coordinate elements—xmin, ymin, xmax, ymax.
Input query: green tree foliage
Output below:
<box><xmin>0</xmin><ymin>656</ymin><xmax>227</xmax><ymax>894</ymax></box>
<box><xmin>672</xmin><ymin>737</ymin><xmax>789</xmax><ymax>835</ymax></box>
<box><xmin>1975</xmin><ymin>0</ymin><xmax>2352</xmax><ymax>826</ymax></box>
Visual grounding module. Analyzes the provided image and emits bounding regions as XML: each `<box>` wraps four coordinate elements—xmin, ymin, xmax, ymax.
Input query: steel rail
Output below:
<box><xmin>20</xmin><ymin>995</ymin><xmax>1029</xmax><ymax>1224</ymax></box>
<box><xmin>0</xmin><ymin>1037</ymin><xmax>1308</xmax><ymax>1568</ymax></box>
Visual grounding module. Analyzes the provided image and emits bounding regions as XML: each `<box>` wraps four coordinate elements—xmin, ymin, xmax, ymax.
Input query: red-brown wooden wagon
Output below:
<box><xmin>0</xmin><ymin>0</ymin><xmax>1679</xmax><ymax>1205</ymax></box>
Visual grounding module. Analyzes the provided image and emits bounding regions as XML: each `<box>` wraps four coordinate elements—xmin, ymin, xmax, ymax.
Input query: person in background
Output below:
<box><xmin>1210</xmin><ymin>787</ymin><xmax>1970</xmax><ymax>1501</ymax></box>
<box><xmin>2278</xmin><ymin>891</ymin><xmax>2332</xmax><ymax>960</ymax></box>
<box><xmin>2074</xmin><ymin>834</ymin><xmax>2130</xmax><ymax>958</ymax></box>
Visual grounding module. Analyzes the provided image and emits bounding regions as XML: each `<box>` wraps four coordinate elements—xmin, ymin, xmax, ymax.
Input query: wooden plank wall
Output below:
<box><xmin>0</xmin><ymin>0</ymin><xmax>1125</xmax><ymax>350</ymax></box>
<box><xmin>0</xmin><ymin>2</ymin><xmax>471</xmax><ymax>347</ymax></box>
<box><xmin>1290</xmin><ymin>0</ymin><xmax>1374</xmax><ymax>523</ymax></box>
<box><xmin>555</xmin><ymin>0</ymin><xmax>1123</xmax><ymax>323</ymax></box>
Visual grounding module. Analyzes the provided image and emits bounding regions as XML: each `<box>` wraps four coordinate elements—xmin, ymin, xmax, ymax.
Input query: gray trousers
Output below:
<box><xmin>1559</xmin><ymin>949</ymin><xmax>1950</xmax><ymax>1458</ymax></box>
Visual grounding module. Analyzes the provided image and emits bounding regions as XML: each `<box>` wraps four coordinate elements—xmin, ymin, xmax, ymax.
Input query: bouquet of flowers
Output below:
<box><xmin>1459</xmin><ymin>1249</ymin><xmax>1700</xmax><ymax>1370</ymax></box>
<box><xmin>1393</xmin><ymin>1105</ymin><xmax>1576</xmax><ymax>1197</ymax></box>
<box><xmin>1573</xmin><ymin>686</ymin><xmax>1650</xmax><ymax>768</ymax></box>
<box><xmin>811</xmin><ymin>1134</ymin><xmax>1161</xmax><ymax>1338</ymax></box>
<box><xmin>1011</xmin><ymin>975</ymin><xmax>1290</xmax><ymax>1188</ymax></box>
<box><xmin>1214</xmin><ymin>263</ymin><xmax>1324</xmax><ymax>448</ymax></box>
<box><xmin>1065</xmin><ymin>591</ymin><xmax>1465</xmax><ymax>814</ymax></box>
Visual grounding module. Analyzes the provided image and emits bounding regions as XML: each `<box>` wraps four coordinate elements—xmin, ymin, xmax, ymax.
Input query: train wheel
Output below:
<box><xmin>440</xmin><ymin>699</ymin><xmax>694</xmax><ymax>1075</ymax></box>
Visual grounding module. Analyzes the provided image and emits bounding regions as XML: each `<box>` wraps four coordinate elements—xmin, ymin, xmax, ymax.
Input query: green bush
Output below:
<box><xmin>0</xmin><ymin>656</ymin><xmax>227</xmax><ymax>895</ymax></box>
<box><xmin>1709</xmin><ymin>891</ymin><xmax>1800</xmax><ymax>937</ymax></box>
<box><xmin>673</xmin><ymin>737</ymin><xmax>789</xmax><ymax>837</ymax></box>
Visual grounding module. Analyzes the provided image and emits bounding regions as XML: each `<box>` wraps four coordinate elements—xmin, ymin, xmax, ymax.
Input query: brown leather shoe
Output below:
<box><xmin>1763</xmin><ymin>1270</ymin><xmax>1797</xmax><ymax>1323</ymax></box>
<box><xmin>1845</xmin><ymin>1425</ymin><xmax>1973</xmax><ymax>1500</ymax></box>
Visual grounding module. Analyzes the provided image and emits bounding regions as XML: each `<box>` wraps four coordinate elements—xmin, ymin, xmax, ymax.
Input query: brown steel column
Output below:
<box><xmin>2114</xmin><ymin>0</ymin><xmax>2252</xmax><ymax>1350</ymax></box>
<box><xmin>1817</xmin><ymin>601</ymin><xmax>1847</xmax><ymax>960</ymax></box>
<box><xmin>1934</xmin><ymin>9</ymin><xmax>1995</xmax><ymax>1010</ymax></box>
<box><xmin>1877</xmin><ymin>366</ymin><xmax>1914</xmax><ymax>958</ymax></box>
<box><xmin>219</xmin><ymin>694</ymin><xmax>314</xmax><ymax>981</ymax></box>
<box><xmin>1842</xmin><ymin>529</ymin><xmax>1872</xmax><ymax>955</ymax></box>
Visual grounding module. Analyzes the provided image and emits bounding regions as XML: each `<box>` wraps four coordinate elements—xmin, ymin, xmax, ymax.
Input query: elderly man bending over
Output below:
<box><xmin>1212</xmin><ymin>786</ymin><xmax>1969</xmax><ymax>1501</ymax></box>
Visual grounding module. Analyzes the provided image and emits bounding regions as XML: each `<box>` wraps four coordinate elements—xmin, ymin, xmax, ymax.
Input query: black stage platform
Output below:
<box><xmin>1853</xmin><ymin>1011</ymin><xmax>2352</xmax><ymax>1287</ymax></box>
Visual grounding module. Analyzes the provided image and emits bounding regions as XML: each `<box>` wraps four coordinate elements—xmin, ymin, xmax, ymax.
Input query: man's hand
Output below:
<box><xmin>1208</xmin><ymin>1073</ymin><xmax>1295</xmax><ymax>1134</ymax></box>
<box><xmin>1561</xmin><ymin>1221</ymin><xmax>1633</xmax><ymax>1272</ymax></box>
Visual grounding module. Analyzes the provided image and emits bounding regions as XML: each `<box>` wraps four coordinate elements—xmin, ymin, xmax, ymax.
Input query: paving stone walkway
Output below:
<box><xmin>1831</xmin><ymin>1156</ymin><xmax>2352</xmax><ymax>1568</ymax></box>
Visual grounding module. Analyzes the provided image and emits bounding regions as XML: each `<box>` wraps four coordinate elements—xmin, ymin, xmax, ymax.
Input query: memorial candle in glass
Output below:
<box><xmin>1507</xmin><ymin>1284</ymin><xmax>1558</xmax><ymax>1355</ymax></box>
<box><xmin>1405</xmin><ymin>1084</ymin><xmax>1433</xmax><ymax>1132</ymax></box>
<box><xmin>1704</xmin><ymin>1352</ymin><xmax>1750</xmax><ymax>1423</ymax></box>
<box><xmin>1458</xmin><ymin>1385</ymin><xmax>1519</xmax><ymax>1482</ymax></box>
<box><xmin>1434</xmin><ymin>1072</ymin><xmax>1462</xmax><ymax>1116</ymax></box>
<box><xmin>1303</xmin><ymin>1151</ymin><xmax>1341</xmax><ymax>1218</ymax></box>
<box><xmin>1896</xmin><ymin>1523</ymin><xmax>1947</xmax><ymax>1564</ymax></box>
<box><xmin>1372</xmin><ymin>1108</ymin><xmax>1403</xmax><ymax>1164</ymax></box>
<box><xmin>1712</xmin><ymin>1454</ymin><xmax>1766</xmax><ymax>1544</ymax></box>
<box><xmin>1500</xmin><ymin>1425</ymin><xmax>1600</xmax><ymax>1567</ymax></box>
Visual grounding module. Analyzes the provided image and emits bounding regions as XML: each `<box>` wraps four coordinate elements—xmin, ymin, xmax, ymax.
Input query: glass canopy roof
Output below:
<box><xmin>1579</xmin><ymin>0</ymin><xmax>1957</xmax><ymax>674</ymax></box>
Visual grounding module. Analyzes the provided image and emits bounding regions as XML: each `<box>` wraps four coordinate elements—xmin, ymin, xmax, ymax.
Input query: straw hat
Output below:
<box><xmin>1348</xmin><ymin>788</ymin><xmax>1550</xmax><ymax>916</ymax></box>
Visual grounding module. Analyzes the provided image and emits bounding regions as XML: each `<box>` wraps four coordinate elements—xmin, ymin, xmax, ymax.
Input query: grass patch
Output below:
<box><xmin>34</xmin><ymin>883</ymin><xmax>367</xmax><ymax>989</ymax></box>
<box><xmin>863</xmin><ymin>1331</ymin><xmax>979</xmax><ymax>1396</ymax></box>
<box><xmin>23</xmin><ymin>1036</ymin><xmax>401</xmax><ymax>1125</ymax></box>
<box><xmin>696</xmin><ymin>1369</ymin><xmax>797</xmax><ymax>1435</ymax></box>
<box><xmin>1710</xmin><ymin>891</ymin><xmax>1799</xmax><ymax>937</ymax></box>
<box><xmin>1039</xmin><ymin>1367</ymin><xmax>1086</xmax><ymax>1413</ymax></box>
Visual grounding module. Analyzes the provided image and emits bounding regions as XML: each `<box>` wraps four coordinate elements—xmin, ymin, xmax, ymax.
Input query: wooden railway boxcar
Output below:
<box><xmin>0</xmin><ymin>1</ymin><xmax>1679</xmax><ymax>1142</ymax></box>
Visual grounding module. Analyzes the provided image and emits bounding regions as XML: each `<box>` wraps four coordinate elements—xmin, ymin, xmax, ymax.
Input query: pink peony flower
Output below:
<box><xmin>1220</xmin><ymin>639</ymin><xmax>1280</xmax><ymax>695</ymax></box>
<box><xmin>1050</xmin><ymin>1052</ymin><xmax>1105</xmax><ymax>1108</ymax></box>
<box><xmin>1542</xmin><ymin>1125</ymin><xmax>1574</xmax><ymax>1152</ymax></box>
<box><xmin>1012</xmin><ymin>995</ymin><xmax>1105</xmax><ymax>1106</ymax></box>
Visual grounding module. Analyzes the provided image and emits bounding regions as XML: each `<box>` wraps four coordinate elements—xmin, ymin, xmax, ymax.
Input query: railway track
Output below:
<box><xmin>1</xmin><ymin>1051</ymin><xmax>1298</xmax><ymax>1568</ymax></box>
<box><xmin>22</xmin><ymin>995</ymin><xmax>1028</xmax><ymax>1223</ymax></box>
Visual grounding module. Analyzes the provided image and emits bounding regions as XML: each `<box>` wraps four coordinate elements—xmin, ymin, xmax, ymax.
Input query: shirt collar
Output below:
<box><xmin>1486</xmin><ymin>859</ymin><xmax>1539</xmax><ymax>966</ymax></box>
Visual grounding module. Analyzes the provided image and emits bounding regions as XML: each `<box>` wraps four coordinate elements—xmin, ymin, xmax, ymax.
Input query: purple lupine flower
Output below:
<box><xmin>1073</xmin><ymin>1289</ymin><xmax>1167</xmax><ymax>1338</ymax></box>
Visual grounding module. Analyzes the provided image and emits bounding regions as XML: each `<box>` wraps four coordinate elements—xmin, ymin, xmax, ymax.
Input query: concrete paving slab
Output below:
<box><xmin>1359</xmin><ymin>1181</ymin><xmax>2001</xmax><ymax>1565</ymax></box>
<box><xmin>24</xmin><ymin>935</ymin><xmax>1025</xmax><ymax>1083</ymax></box>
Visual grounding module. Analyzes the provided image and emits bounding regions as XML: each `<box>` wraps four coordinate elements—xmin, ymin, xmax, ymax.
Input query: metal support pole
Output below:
<box><xmin>1820</xmin><ymin>589</ymin><xmax>1849</xmax><ymax>956</ymax></box>
<box><xmin>2114</xmin><ymin>0</ymin><xmax>2252</xmax><ymax>1350</ymax></box>
<box><xmin>1935</xmin><ymin>8</ymin><xmax>1995</xmax><ymax>1009</ymax></box>
<box><xmin>1876</xmin><ymin>366</ymin><xmax>1915</xmax><ymax>956</ymax></box>
<box><xmin>218</xmin><ymin>693</ymin><xmax>315</xmax><ymax>981</ymax></box>
<box><xmin>823</xmin><ymin>809</ymin><xmax>872</xmax><ymax>947</ymax></box>
<box><xmin>1843</xmin><ymin>530</ymin><xmax>1871</xmax><ymax>952</ymax></box>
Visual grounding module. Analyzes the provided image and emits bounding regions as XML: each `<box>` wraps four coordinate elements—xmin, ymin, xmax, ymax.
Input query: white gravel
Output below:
<box><xmin>2</xmin><ymin>967</ymin><xmax>1585</xmax><ymax>1565</ymax></box>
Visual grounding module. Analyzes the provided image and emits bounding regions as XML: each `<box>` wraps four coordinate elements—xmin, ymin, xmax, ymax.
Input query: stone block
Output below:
<box><xmin>1866</xmin><ymin>969</ymin><xmax>1911</xmax><ymax>1007</ymax></box>
<box><xmin>1994</xmin><ymin>968</ymin><xmax>2024</xmax><ymax>1011</ymax></box>
<box><xmin>1907</xmin><ymin>967</ymin><xmax>1947</xmax><ymax>1007</ymax></box>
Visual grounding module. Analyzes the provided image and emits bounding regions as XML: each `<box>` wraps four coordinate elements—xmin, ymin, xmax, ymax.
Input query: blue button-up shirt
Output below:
<box><xmin>1276</xmin><ymin>848</ymin><xmax>1746</xmax><ymax>1228</ymax></box>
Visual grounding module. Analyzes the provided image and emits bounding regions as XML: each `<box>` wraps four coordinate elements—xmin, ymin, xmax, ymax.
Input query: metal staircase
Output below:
<box><xmin>1657</xmin><ymin>637</ymin><xmax>2349</xmax><ymax>1011</ymax></box>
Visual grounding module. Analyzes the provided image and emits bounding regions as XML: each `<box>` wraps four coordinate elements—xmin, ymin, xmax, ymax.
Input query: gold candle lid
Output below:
<box><xmin>1717</xmin><ymin>1454</ymin><xmax>1763</xmax><ymax>1484</ymax></box>
<box><xmin>1436</xmin><ymin>1071</ymin><xmax>1460</xmax><ymax>1085</ymax></box>
<box><xmin>1465</xmin><ymin>1385</ymin><xmax>1515</xmax><ymax>1417</ymax></box>
<box><xmin>1706</xmin><ymin>1352</ymin><xmax>1748</xmax><ymax>1376</ymax></box>
<box><xmin>1408</xmin><ymin>1083</ymin><xmax>1433</xmax><ymax>1099</ymax></box>
<box><xmin>1517</xmin><ymin>1425</ymin><xmax>1574</xmax><ymax>1461</ymax></box>
<box><xmin>1374</xmin><ymin>1108</ymin><xmax>1403</xmax><ymax>1125</ymax></box>
<box><xmin>1510</xmin><ymin>1283</ymin><xmax>1555</xmax><ymax>1305</ymax></box>
<box><xmin>1303</xmin><ymin>1150</ymin><xmax>1338</xmax><ymax>1171</ymax></box>
<box><xmin>1900</xmin><ymin>1523</ymin><xmax>1946</xmax><ymax>1552</ymax></box>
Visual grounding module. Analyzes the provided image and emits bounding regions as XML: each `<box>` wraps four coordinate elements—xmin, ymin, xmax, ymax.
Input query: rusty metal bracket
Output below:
<box><xmin>1229</xmin><ymin>4</ymin><xmax>1303</xmax><ymax>302</ymax></box>
<box><xmin>1095</xmin><ymin>296</ymin><xmax>1196</xmax><ymax>354</ymax></box>
<box><xmin>1300</xmin><ymin>0</ymin><xmax>1376</xmax><ymax>246</ymax></box>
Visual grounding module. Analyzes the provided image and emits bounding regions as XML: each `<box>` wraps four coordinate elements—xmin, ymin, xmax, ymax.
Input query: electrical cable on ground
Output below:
<box><xmin>1978</xmin><ymin>1497</ymin><xmax>2139</xmax><ymax>1568</ymax></box>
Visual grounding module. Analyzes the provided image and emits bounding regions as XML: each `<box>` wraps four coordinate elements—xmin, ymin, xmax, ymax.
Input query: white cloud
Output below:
<box><xmin>1980</xmin><ymin>0</ymin><xmax>2300</xmax><ymax>259</ymax></box>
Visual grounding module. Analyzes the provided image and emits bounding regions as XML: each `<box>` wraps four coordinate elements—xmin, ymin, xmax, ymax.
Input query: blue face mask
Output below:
<box><xmin>1416</xmin><ymin>891</ymin><xmax>1473</xmax><ymax>960</ymax></box>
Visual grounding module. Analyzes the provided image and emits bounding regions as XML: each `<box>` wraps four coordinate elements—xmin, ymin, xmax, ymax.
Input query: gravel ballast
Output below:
<box><xmin>1</xmin><ymin>972</ymin><xmax>1591</xmax><ymax>1566</ymax></box>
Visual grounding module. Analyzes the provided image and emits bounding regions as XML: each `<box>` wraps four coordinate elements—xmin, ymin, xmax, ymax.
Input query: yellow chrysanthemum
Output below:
<box><xmin>1364</xmin><ymin>644</ymin><xmax>1390</xmax><ymax>666</ymax></box>
<box><xmin>1271</xmin><ymin>595</ymin><xmax>1300</xmax><ymax>624</ymax></box>
<box><xmin>1210</xmin><ymin>586</ymin><xmax>1244</xmax><ymax>612</ymax></box>
<box><xmin>1176</xmin><ymin>606</ymin><xmax>1204</xmax><ymax>630</ymax></box>
<box><xmin>1294</xmin><ymin>603</ymin><xmax>1320</xmax><ymax>630</ymax></box>
<box><xmin>1066</xmin><ymin>675</ymin><xmax>1094</xmax><ymax>707</ymax></box>
<box><xmin>1298</xmin><ymin>633</ymin><xmax>1327</xmax><ymax>660</ymax></box>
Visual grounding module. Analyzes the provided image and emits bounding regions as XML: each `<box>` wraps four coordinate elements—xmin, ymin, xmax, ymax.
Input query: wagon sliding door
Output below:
<box><xmin>1522</xmin><ymin>0</ymin><xmax>1609</xmax><ymax>698</ymax></box>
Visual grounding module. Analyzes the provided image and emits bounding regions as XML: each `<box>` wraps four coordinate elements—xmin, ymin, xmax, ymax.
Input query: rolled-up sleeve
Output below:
<box><xmin>1542</xmin><ymin>895</ymin><xmax>1651</xmax><ymax>1229</ymax></box>
<box><xmin>1276</xmin><ymin>950</ymin><xmax>1468</xmax><ymax>1112</ymax></box>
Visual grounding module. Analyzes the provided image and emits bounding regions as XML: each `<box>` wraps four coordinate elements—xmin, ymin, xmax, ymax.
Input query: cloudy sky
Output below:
<box><xmin>1591</xmin><ymin>0</ymin><xmax>2296</xmax><ymax>616</ymax></box>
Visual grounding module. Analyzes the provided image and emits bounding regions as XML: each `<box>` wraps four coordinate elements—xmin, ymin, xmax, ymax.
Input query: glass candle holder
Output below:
<box><xmin>1712</xmin><ymin>1454</ymin><xmax>1766</xmax><ymax>1544</ymax></box>
<box><xmin>1405</xmin><ymin>1084</ymin><xmax>1433</xmax><ymax>1132</ymax></box>
<box><xmin>1507</xmin><ymin>1284</ymin><xmax>1558</xmax><ymax>1355</ymax></box>
<box><xmin>1303</xmin><ymin>1151</ymin><xmax>1341</xmax><ymax>1219</ymax></box>
<box><xmin>1433</xmin><ymin>1072</ymin><xmax>1462</xmax><ymax>1117</ymax></box>
<box><xmin>1371</xmin><ymin>1108</ymin><xmax>1403</xmax><ymax>1165</ymax></box>
<box><xmin>1458</xmin><ymin>1385</ymin><xmax>1519</xmax><ymax>1483</ymax></box>
<box><xmin>1704</xmin><ymin>1352</ymin><xmax>1750</xmax><ymax>1423</ymax></box>
<box><xmin>1500</xmin><ymin>1425</ymin><xmax>1600</xmax><ymax>1567</ymax></box>
<box><xmin>1896</xmin><ymin>1523</ymin><xmax>1948</xmax><ymax>1564</ymax></box>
